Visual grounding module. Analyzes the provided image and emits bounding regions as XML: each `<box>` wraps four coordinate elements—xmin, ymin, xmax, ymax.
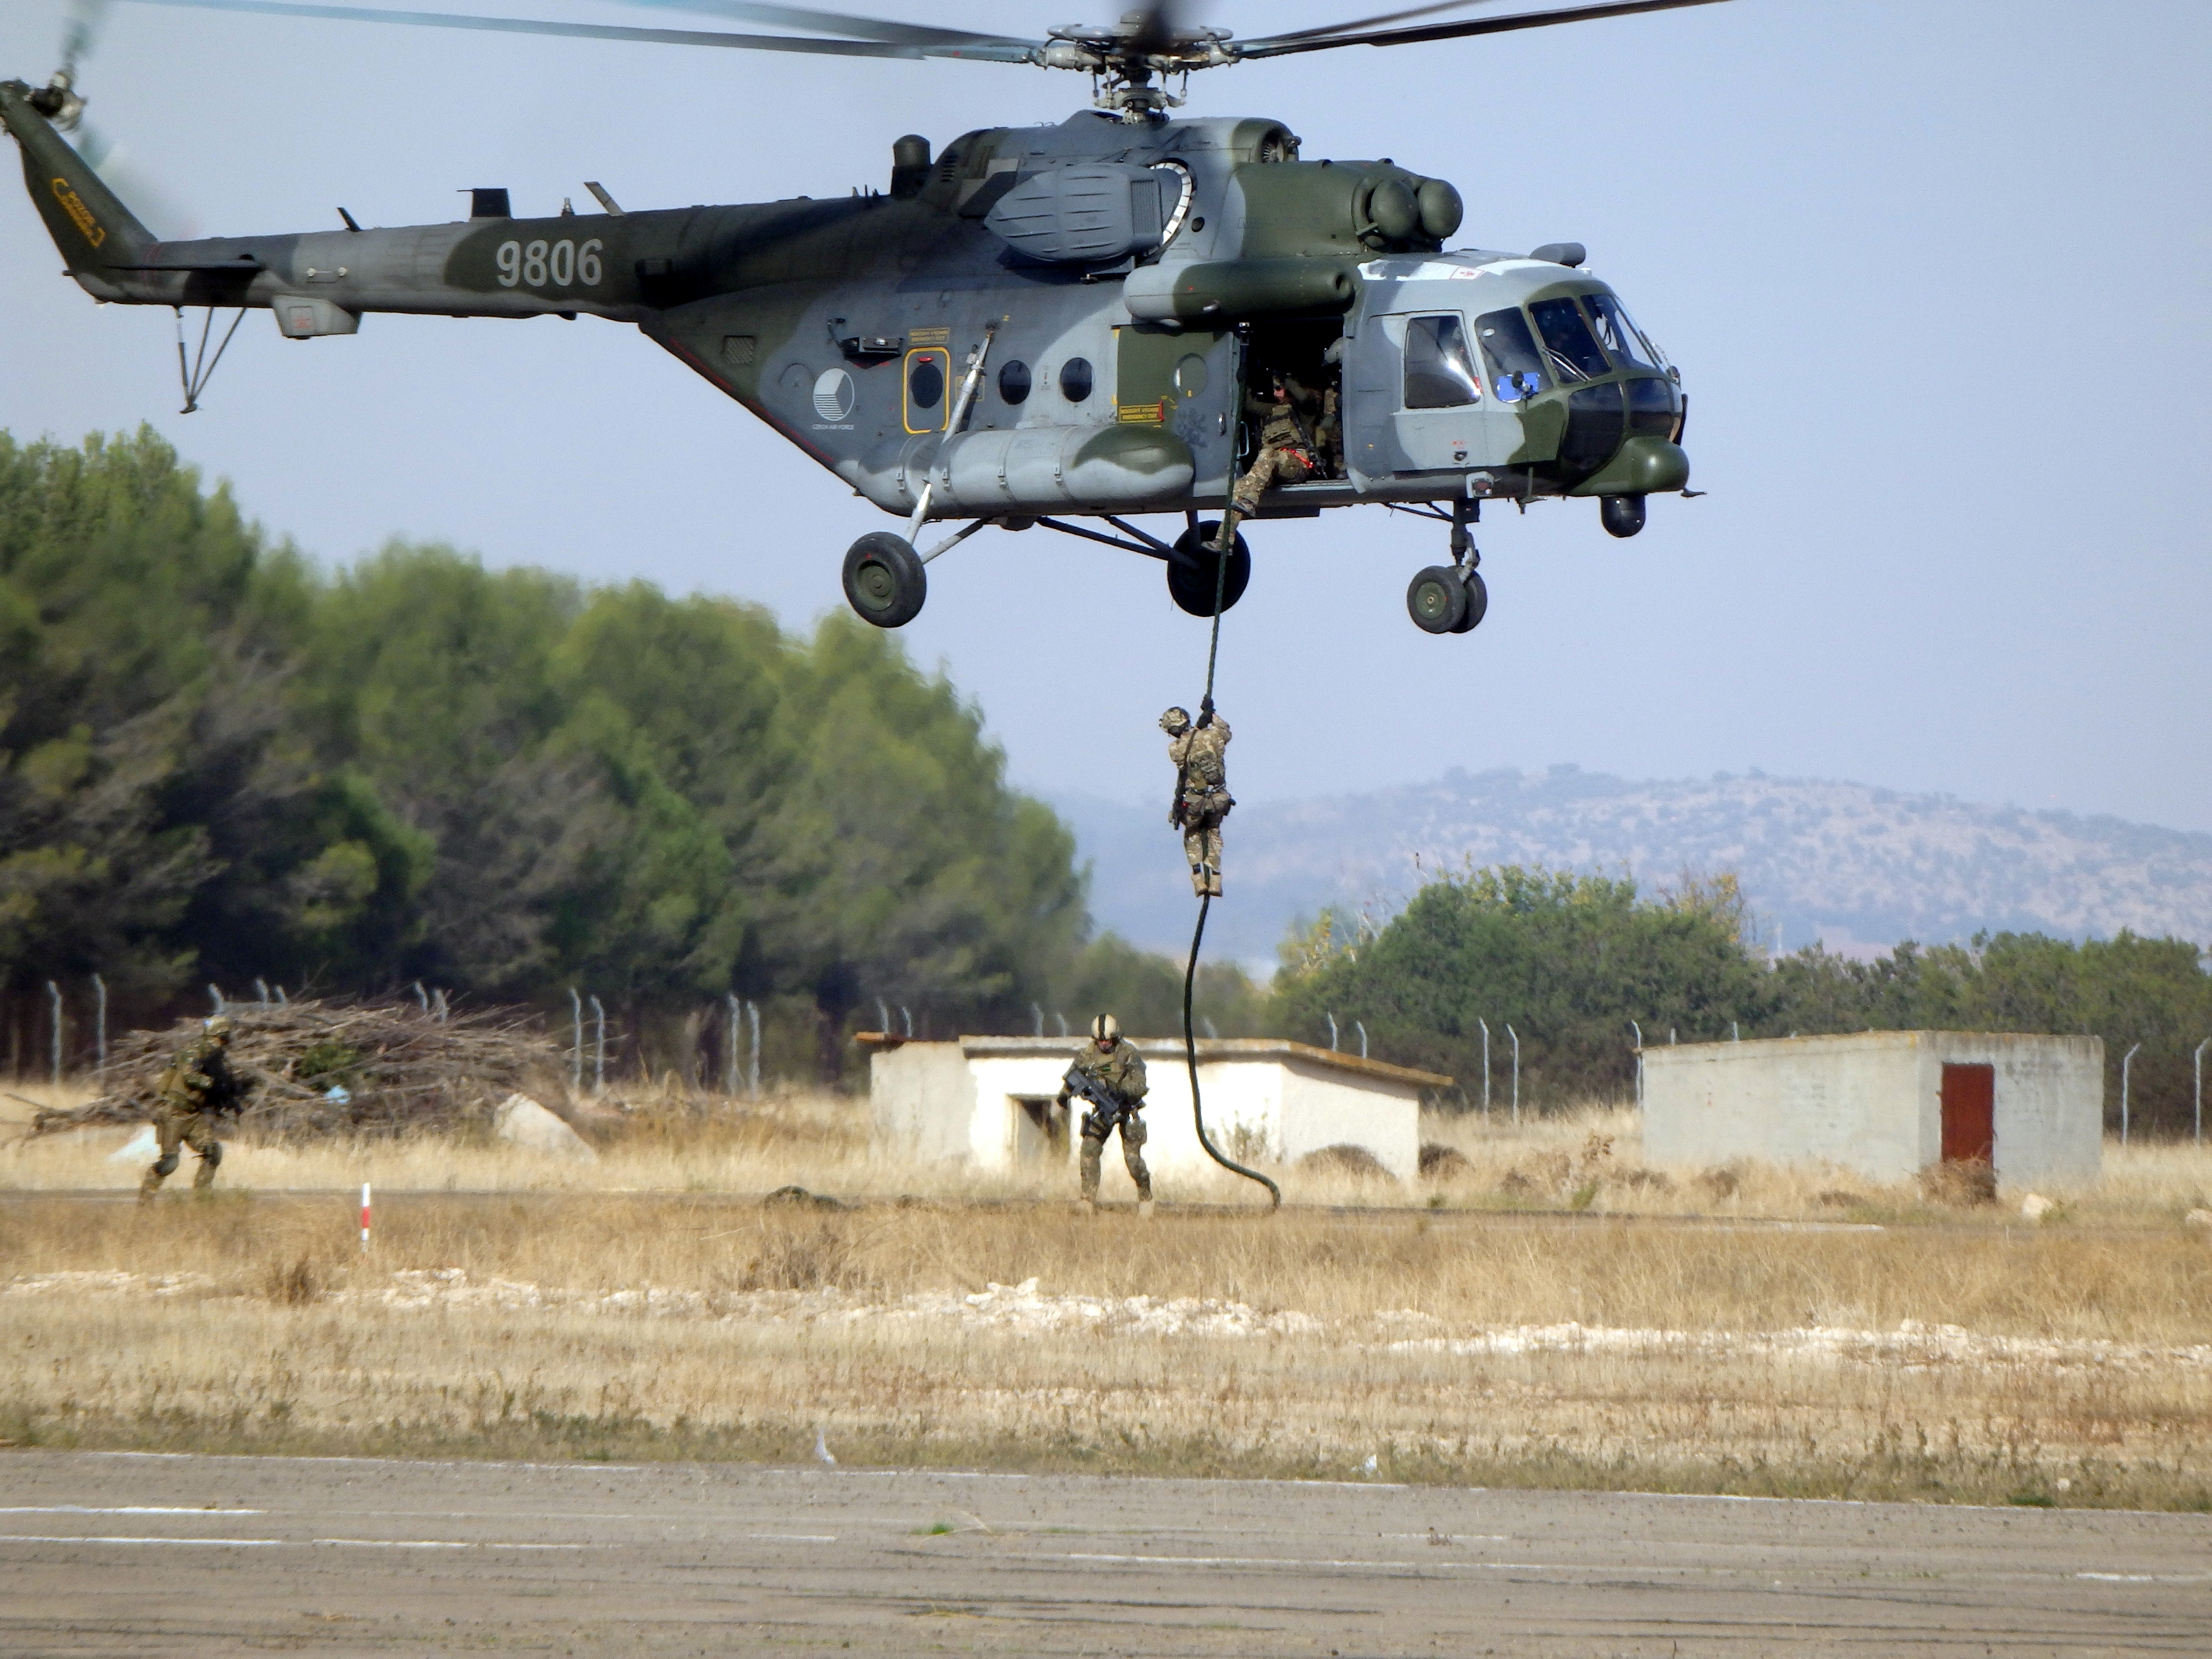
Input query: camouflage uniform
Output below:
<box><xmin>139</xmin><ymin>1027</ymin><xmax>250</xmax><ymax>1201</ymax></box>
<box><xmin>1167</xmin><ymin>714</ymin><xmax>1232</xmax><ymax>898</ymax></box>
<box><xmin>1217</xmin><ymin>377</ymin><xmax>1322</xmax><ymax>550</ymax></box>
<box><xmin>1060</xmin><ymin>1036</ymin><xmax>1150</xmax><ymax>1204</ymax></box>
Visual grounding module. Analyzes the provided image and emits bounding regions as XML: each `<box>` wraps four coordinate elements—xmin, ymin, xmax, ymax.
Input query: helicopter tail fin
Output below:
<box><xmin>0</xmin><ymin>78</ymin><xmax>156</xmax><ymax>295</ymax></box>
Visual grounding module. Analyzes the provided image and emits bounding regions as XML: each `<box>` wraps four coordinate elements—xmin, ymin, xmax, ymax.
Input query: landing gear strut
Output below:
<box><xmin>1407</xmin><ymin>498</ymin><xmax>1488</xmax><ymax>635</ymax></box>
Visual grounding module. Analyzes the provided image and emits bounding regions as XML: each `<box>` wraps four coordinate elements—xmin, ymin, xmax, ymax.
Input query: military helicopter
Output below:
<box><xmin>2</xmin><ymin>0</ymin><xmax>1715</xmax><ymax>634</ymax></box>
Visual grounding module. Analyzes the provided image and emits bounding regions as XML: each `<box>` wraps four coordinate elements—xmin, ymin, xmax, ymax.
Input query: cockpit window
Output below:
<box><xmin>1474</xmin><ymin>308</ymin><xmax>1547</xmax><ymax>402</ymax></box>
<box><xmin>1478</xmin><ymin>310</ymin><xmax>1548</xmax><ymax>405</ymax></box>
<box><xmin>1585</xmin><ymin>293</ymin><xmax>1658</xmax><ymax>370</ymax></box>
<box><xmin>1530</xmin><ymin>297</ymin><xmax>1610</xmax><ymax>383</ymax></box>
<box><xmin>1403</xmin><ymin>314</ymin><xmax>1483</xmax><ymax>409</ymax></box>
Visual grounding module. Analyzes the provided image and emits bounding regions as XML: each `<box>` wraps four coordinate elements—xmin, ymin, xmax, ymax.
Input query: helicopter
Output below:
<box><xmin>2</xmin><ymin>0</ymin><xmax>1714</xmax><ymax>634</ymax></box>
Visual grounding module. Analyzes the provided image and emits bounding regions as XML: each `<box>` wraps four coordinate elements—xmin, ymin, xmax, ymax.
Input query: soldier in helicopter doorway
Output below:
<box><xmin>1162</xmin><ymin>701</ymin><xmax>1232</xmax><ymax>898</ymax></box>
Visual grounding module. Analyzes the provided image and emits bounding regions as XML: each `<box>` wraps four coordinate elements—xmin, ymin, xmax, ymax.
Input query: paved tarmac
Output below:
<box><xmin>0</xmin><ymin>1452</ymin><xmax>2205</xmax><ymax>1655</ymax></box>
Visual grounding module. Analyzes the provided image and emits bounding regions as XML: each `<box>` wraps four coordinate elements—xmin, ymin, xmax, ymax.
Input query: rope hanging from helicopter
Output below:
<box><xmin>1178</xmin><ymin>535</ymin><xmax>1281</xmax><ymax>1212</ymax></box>
<box><xmin>173</xmin><ymin>302</ymin><xmax>245</xmax><ymax>415</ymax></box>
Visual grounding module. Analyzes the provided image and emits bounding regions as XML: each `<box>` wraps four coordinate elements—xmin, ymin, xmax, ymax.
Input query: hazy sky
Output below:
<box><xmin>3</xmin><ymin>0</ymin><xmax>2208</xmax><ymax>835</ymax></box>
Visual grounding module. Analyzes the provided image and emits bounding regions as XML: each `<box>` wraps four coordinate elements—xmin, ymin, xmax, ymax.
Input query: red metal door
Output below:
<box><xmin>1940</xmin><ymin>1063</ymin><xmax>1995</xmax><ymax>1163</ymax></box>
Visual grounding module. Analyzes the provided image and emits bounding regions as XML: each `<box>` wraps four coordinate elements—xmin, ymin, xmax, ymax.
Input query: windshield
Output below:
<box><xmin>1403</xmin><ymin>313</ymin><xmax>1483</xmax><ymax>409</ymax></box>
<box><xmin>1530</xmin><ymin>297</ymin><xmax>1610</xmax><ymax>383</ymax></box>
<box><xmin>1473</xmin><ymin>308</ymin><xmax>1547</xmax><ymax>402</ymax></box>
<box><xmin>1585</xmin><ymin>293</ymin><xmax>1659</xmax><ymax>370</ymax></box>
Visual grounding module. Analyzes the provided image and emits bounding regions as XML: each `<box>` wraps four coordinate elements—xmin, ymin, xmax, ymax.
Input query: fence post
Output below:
<box><xmin>46</xmin><ymin>980</ymin><xmax>62</xmax><ymax>1086</ymax></box>
<box><xmin>94</xmin><ymin>974</ymin><xmax>108</xmax><ymax>1076</ymax></box>
<box><xmin>2195</xmin><ymin>1037</ymin><xmax>2209</xmax><ymax>1145</ymax></box>
<box><xmin>1355</xmin><ymin>1020</ymin><xmax>1368</xmax><ymax>1059</ymax></box>
<box><xmin>1630</xmin><ymin>1020</ymin><xmax>1643</xmax><ymax>1109</ymax></box>
<box><xmin>1478</xmin><ymin>1018</ymin><xmax>1491</xmax><ymax>1121</ymax></box>
<box><xmin>2120</xmin><ymin>1043</ymin><xmax>2141</xmax><ymax>1145</ymax></box>
<box><xmin>1325</xmin><ymin>1012</ymin><xmax>1338</xmax><ymax>1052</ymax></box>
<box><xmin>1506</xmin><ymin>1023</ymin><xmax>1520</xmax><ymax>1126</ymax></box>
<box><xmin>568</xmin><ymin>988</ymin><xmax>583</xmax><ymax>1094</ymax></box>
<box><xmin>724</xmin><ymin>994</ymin><xmax>741</xmax><ymax>1094</ymax></box>
<box><xmin>209</xmin><ymin>984</ymin><xmax>225</xmax><ymax>1014</ymax></box>
<box><xmin>589</xmin><ymin>996</ymin><xmax>606</xmax><ymax>1094</ymax></box>
<box><xmin>747</xmin><ymin>1000</ymin><xmax>761</xmax><ymax>1099</ymax></box>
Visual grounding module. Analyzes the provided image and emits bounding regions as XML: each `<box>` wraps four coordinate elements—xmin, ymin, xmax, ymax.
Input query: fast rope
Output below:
<box><xmin>1181</xmin><ymin>529</ymin><xmax>1282</xmax><ymax>1211</ymax></box>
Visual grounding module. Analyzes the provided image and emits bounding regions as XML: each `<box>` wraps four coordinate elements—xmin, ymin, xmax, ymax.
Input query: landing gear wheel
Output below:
<box><xmin>1407</xmin><ymin>565</ymin><xmax>1468</xmax><ymax>633</ymax></box>
<box><xmin>1167</xmin><ymin>522</ymin><xmax>1251</xmax><ymax>617</ymax></box>
<box><xmin>1448</xmin><ymin>568</ymin><xmax>1489</xmax><ymax>633</ymax></box>
<box><xmin>842</xmin><ymin>532</ymin><xmax>926</xmax><ymax>628</ymax></box>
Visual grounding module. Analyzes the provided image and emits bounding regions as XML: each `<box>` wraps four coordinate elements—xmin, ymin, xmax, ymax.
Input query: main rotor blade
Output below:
<box><xmin>1239</xmin><ymin>0</ymin><xmax>1732</xmax><ymax>60</ymax></box>
<box><xmin>113</xmin><ymin>0</ymin><xmax>1038</xmax><ymax>60</ymax></box>
<box><xmin>602</xmin><ymin>1</ymin><xmax>1033</xmax><ymax>52</ymax></box>
<box><xmin>1252</xmin><ymin>1</ymin><xmax>1511</xmax><ymax>50</ymax></box>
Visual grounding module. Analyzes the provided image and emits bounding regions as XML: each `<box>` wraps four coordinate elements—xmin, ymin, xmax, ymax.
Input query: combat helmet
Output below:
<box><xmin>1158</xmin><ymin>706</ymin><xmax>1190</xmax><ymax>735</ymax></box>
<box><xmin>1090</xmin><ymin>1014</ymin><xmax>1120</xmax><ymax>1043</ymax></box>
<box><xmin>204</xmin><ymin>1014</ymin><xmax>236</xmax><ymax>1041</ymax></box>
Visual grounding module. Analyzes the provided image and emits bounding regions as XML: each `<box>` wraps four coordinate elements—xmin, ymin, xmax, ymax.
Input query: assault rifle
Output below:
<box><xmin>1061</xmin><ymin>1063</ymin><xmax>1136</xmax><ymax>1140</ymax></box>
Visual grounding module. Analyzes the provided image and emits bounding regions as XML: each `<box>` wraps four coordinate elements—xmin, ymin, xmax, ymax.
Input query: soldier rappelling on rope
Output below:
<box><xmin>1163</xmin><ymin>701</ymin><xmax>1233</xmax><ymax>898</ymax></box>
<box><xmin>138</xmin><ymin>1014</ymin><xmax>254</xmax><ymax>1201</ymax></box>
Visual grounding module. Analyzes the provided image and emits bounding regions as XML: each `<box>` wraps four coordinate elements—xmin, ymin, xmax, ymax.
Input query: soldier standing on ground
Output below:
<box><xmin>1214</xmin><ymin>370</ymin><xmax>1323</xmax><ymax>554</ymax></box>
<box><xmin>1163</xmin><ymin>702</ymin><xmax>1233</xmax><ymax>898</ymax></box>
<box><xmin>139</xmin><ymin>1015</ymin><xmax>253</xmax><ymax>1201</ymax></box>
<box><xmin>1058</xmin><ymin>1014</ymin><xmax>1152</xmax><ymax>1216</ymax></box>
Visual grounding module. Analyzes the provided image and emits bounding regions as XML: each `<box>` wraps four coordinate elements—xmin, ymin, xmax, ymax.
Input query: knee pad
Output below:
<box><xmin>151</xmin><ymin>1152</ymin><xmax>180</xmax><ymax>1178</ymax></box>
<box><xmin>201</xmin><ymin>1140</ymin><xmax>224</xmax><ymax>1167</ymax></box>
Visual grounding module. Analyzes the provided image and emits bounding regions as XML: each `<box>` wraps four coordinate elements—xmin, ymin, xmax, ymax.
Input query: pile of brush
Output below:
<box><xmin>29</xmin><ymin>998</ymin><xmax>566</xmax><ymax>1141</ymax></box>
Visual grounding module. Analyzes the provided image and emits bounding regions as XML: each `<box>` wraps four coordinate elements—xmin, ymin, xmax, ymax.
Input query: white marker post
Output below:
<box><xmin>360</xmin><ymin>1181</ymin><xmax>372</xmax><ymax>1254</ymax></box>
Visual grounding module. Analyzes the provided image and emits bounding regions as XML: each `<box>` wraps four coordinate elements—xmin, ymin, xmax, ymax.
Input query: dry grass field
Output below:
<box><xmin>5</xmin><ymin>1082</ymin><xmax>2210</xmax><ymax>1510</ymax></box>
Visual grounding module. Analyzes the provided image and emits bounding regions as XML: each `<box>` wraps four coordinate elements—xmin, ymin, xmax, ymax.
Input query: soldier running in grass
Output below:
<box><xmin>139</xmin><ymin>1015</ymin><xmax>254</xmax><ymax>1201</ymax></box>
<box><xmin>1057</xmin><ymin>1014</ymin><xmax>1152</xmax><ymax>1216</ymax></box>
<box><xmin>1162</xmin><ymin>701</ymin><xmax>1232</xmax><ymax>898</ymax></box>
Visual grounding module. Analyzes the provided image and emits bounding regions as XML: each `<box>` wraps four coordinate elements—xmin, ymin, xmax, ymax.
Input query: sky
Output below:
<box><xmin>2</xmin><ymin>0</ymin><xmax>2208</xmax><ymax>841</ymax></box>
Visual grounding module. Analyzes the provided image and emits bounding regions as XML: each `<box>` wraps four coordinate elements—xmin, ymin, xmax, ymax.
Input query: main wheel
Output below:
<box><xmin>842</xmin><ymin>532</ymin><xmax>926</xmax><ymax>628</ymax></box>
<box><xmin>1167</xmin><ymin>523</ymin><xmax>1251</xmax><ymax>617</ymax></box>
<box><xmin>1448</xmin><ymin>568</ymin><xmax>1490</xmax><ymax>633</ymax></box>
<box><xmin>1407</xmin><ymin>565</ymin><xmax>1468</xmax><ymax>633</ymax></box>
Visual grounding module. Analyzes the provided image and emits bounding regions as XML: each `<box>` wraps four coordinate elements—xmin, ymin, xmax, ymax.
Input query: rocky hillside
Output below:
<box><xmin>1060</xmin><ymin>768</ymin><xmax>2212</xmax><ymax>968</ymax></box>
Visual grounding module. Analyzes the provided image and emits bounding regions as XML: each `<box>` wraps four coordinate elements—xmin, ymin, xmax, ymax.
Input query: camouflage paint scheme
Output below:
<box><xmin>0</xmin><ymin>82</ymin><xmax>1687</xmax><ymax>527</ymax></box>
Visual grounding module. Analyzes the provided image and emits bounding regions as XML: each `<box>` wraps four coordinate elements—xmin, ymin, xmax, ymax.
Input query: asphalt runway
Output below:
<box><xmin>1</xmin><ymin>1454</ymin><xmax>2205</xmax><ymax>1655</ymax></box>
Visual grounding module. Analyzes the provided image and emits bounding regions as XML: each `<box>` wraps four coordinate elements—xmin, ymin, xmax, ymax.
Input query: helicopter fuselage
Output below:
<box><xmin>3</xmin><ymin>81</ymin><xmax>1689</xmax><ymax>629</ymax></box>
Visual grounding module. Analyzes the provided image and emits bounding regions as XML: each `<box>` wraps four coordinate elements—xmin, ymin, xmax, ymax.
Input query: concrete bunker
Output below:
<box><xmin>1640</xmin><ymin>1030</ymin><xmax>2103</xmax><ymax>1189</ymax></box>
<box><xmin>861</xmin><ymin>1034</ymin><xmax>1446</xmax><ymax>1183</ymax></box>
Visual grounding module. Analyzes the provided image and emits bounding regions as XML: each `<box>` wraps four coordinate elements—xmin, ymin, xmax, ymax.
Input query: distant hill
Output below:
<box><xmin>1055</xmin><ymin>768</ymin><xmax>2212</xmax><ymax>969</ymax></box>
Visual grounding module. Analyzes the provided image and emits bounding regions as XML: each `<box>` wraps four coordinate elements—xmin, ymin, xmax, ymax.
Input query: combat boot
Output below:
<box><xmin>1212</xmin><ymin>508</ymin><xmax>1243</xmax><ymax>556</ymax></box>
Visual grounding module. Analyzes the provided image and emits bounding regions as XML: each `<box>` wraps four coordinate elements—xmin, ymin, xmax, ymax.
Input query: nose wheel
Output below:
<box><xmin>1407</xmin><ymin>499</ymin><xmax>1488</xmax><ymax>635</ymax></box>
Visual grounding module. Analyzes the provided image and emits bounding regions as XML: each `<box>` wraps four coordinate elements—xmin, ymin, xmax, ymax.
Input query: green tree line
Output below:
<box><xmin>0</xmin><ymin>429</ymin><xmax>1264</xmax><ymax>1082</ymax></box>
<box><xmin>1277</xmin><ymin>866</ymin><xmax>2212</xmax><ymax>1136</ymax></box>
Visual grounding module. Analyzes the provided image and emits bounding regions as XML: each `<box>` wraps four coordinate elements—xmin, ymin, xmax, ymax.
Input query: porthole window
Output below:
<box><xmin>908</xmin><ymin>354</ymin><xmax>945</xmax><ymax>409</ymax></box>
<box><xmin>1059</xmin><ymin>356</ymin><xmax>1094</xmax><ymax>403</ymax></box>
<box><xmin>998</xmin><ymin>359</ymin><xmax>1032</xmax><ymax>405</ymax></box>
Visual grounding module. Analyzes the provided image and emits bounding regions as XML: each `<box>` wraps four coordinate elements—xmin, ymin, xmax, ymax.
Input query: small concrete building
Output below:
<box><xmin>862</xmin><ymin>1035</ymin><xmax>1447</xmax><ymax>1183</ymax></box>
<box><xmin>1642</xmin><ymin>1030</ymin><xmax>2103</xmax><ymax>1188</ymax></box>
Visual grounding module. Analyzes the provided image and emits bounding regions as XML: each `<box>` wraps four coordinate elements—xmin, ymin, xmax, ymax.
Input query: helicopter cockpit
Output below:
<box><xmin>1228</xmin><ymin>252</ymin><xmax>1688</xmax><ymax>544</ymax></box>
